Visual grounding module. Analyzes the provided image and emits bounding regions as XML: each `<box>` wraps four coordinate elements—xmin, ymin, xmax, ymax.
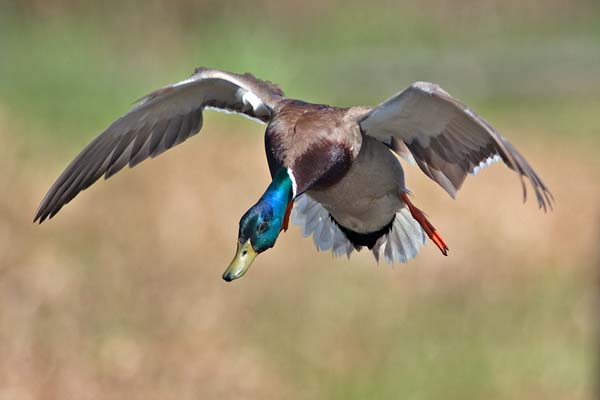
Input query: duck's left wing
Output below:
<box><xmin>35</xmin><ymin>68</ymin><xmax>284</xmax><ymax>223</ymax></box>
<box><xmin>359</xmin><ymin>82</ymin><xmax>553</xmax><ymax>211</ymax></box>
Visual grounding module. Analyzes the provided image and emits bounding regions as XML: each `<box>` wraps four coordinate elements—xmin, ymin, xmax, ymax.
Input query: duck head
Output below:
<box><xmin>223</xmin><ymin>168</ymin><xmax>294</xmax><ymax>282</ymax></box>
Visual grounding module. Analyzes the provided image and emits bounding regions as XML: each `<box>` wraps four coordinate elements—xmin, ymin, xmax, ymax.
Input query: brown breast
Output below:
<box><xmin>265</xmin><ymin>100</ymin><xmax>363</xmax><ymax>193</ymax></box>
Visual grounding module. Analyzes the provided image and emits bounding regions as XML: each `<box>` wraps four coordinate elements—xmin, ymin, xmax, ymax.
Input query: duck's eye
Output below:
<box><xmin>257</xmin><ymin>221</ymin><xmax>268</xmax><ymax>234</ymax></box>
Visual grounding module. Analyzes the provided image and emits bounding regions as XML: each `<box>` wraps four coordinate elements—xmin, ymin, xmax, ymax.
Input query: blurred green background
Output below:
<box><xmin>0</xmin><ymin>0</ymin><xmax>598</xmax><ymax>399</ymax></box>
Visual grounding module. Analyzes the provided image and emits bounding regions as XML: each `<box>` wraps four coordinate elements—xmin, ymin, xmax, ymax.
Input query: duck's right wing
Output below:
<box><xmin>35</xmin><ymin>68</ymin><xmax>285</xmax><ymax>222</ymax></box>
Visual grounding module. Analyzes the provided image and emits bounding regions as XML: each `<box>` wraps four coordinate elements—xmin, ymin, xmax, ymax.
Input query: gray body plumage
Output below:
<box><xmin>307</xmin><ymin>136</ymin><xmax>406</xmax><ymax>234</ymax></box>
<box><xmin>291</xmin><ymin>135</ymin><xmax>427</xmax><ymax>264</ymax></box>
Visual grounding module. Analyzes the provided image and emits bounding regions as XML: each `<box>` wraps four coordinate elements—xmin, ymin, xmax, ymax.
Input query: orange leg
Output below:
<box><xmin>401</xmin><ymin>193</ymin><xmax>449</xmax><ymax>256</ymax></box>
<box><xmin>281</xmin><ymin>200</ymin><xmax>294</xmax><ymax>232</ymax></box>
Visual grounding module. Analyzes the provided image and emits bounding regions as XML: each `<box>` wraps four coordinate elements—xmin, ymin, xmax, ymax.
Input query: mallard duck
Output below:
<box><xmin>35</xmin><ymin>67</ymin><xmax>553</xmax><ymax>281</ymax></box>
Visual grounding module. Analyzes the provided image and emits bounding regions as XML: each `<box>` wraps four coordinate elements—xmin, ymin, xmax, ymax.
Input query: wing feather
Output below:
<box><xmin>35</xmin><ymin>68</ymin><xmax>284</xmax><ymax>222</ymax></box>
<box><xmin>359</xmin><ymin>82</ymin><xmax>553</xmax><ymax>211</ymax></box>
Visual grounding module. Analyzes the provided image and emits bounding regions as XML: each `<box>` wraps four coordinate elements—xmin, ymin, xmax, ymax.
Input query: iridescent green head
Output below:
<box><xmin>223</xmin><ymin>168</ymin><xmax>294</xmax><ymax>282</ymax></box>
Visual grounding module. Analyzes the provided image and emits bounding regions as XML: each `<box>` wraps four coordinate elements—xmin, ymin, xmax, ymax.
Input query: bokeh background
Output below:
<box><xmin>1</xmin><ymin>0</ymin><xmax>598</xmax><ymax>399</ymax></box>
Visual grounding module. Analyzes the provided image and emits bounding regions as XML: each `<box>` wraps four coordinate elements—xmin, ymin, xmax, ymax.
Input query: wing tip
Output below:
<box><xmin>33</xmin><ymin>208</ymin><xmax>49</xmax><ymax>224</ymax></box>
<box><xmin>518</xmin><ymin>175</ymin><xmax>554</xmax><ymax>213</ymax></box>
<box><xmin>33</xmin><ymin>200</ymin><xmax>49</xmax><ymax>224</ymax></box>
<box><xmin>539</xmin><ymin>188</ymin><xmax>555</xmax><ymax>213</ymax></box>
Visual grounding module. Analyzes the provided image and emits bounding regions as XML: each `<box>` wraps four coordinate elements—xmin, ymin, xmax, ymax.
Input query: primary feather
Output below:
<box><xmin>34</xmin><ymin>68</ymin><xmax>284</xmax><ymax>223</ymax></box>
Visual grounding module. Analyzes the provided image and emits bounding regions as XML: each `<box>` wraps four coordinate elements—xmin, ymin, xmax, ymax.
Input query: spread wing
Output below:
<box><xmin>359</xmin><ymin>82</ymin><xmax>553</xmax><ymax>211</ymax></box>
<box><xmin>34</xmin><ymin>67</ymin><xmax>285</xmax><ymax>222</ymax></box>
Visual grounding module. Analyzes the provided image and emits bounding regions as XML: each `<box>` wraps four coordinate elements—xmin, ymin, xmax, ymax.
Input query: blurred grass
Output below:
<box><xmin>0</xmin><ymin>1</ymin><xmax>598</xmax><ymax>399</ymax></box>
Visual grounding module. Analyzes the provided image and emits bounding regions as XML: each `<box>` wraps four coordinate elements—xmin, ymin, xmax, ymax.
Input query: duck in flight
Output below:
<box><xmin>35</xmin><ymin>67</ymin><xmax>553</xmax><ymax>282</ymax></box>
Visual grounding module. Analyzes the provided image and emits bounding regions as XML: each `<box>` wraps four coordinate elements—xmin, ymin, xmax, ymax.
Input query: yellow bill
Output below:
<box><xmin>222</xmin><ymin>240</ymin><xmax>257</xmax><ymax>282</ymax></box>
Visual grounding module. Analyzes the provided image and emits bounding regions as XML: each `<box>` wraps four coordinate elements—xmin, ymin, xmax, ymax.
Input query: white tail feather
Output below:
<box><xmin>291</xmin><ymin>194</ymin><xmax>354</xmax><ymax>256</ymax></box>
<box><xmin>292</xmin><ymin>194</ymin><xmax>426</xmax><ymax>263</ymax></box>
<box><xmin>371</xmin><ymin>207</ymin><xmax>426</xmax><ymax>263</ymax></box>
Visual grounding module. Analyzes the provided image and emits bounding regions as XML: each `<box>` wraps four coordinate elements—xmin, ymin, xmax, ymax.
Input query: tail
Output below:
<box><xmin>291</xmin><ymin>194</ymin><xmax>427</xmax><ymax>263</ymax></box>
<box><xmin>371</xmin><ymin>207</ymin><xmax>426</xmax><ymax>263</ymax></box>
<box><xmin>291</xmin><ymin>194</ymin><xmax>355</xmax><ymax>257</ymax></box>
